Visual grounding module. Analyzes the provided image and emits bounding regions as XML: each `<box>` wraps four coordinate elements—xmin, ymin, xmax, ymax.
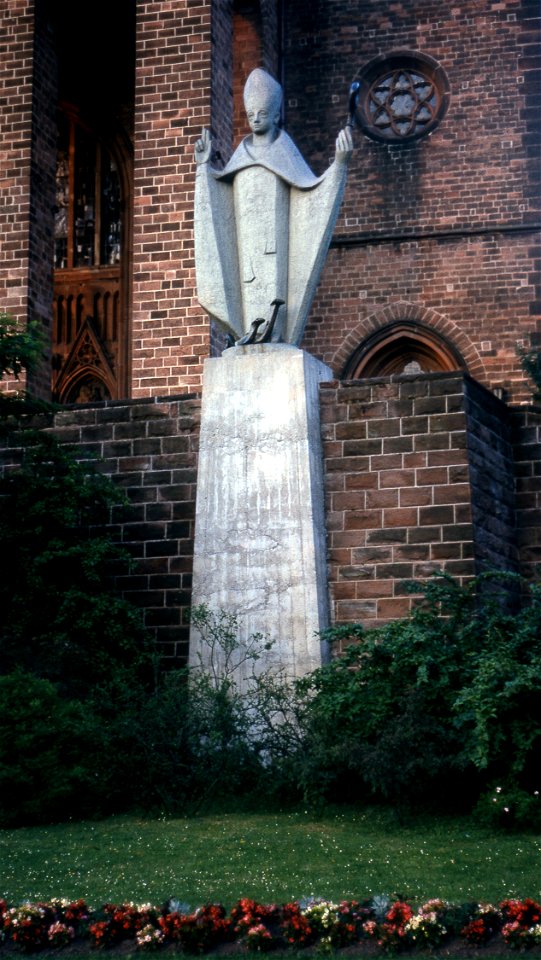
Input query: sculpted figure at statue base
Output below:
<box><xmin>194</xmin><ymin>68</ymin><xmax>353</xmax><ymax>346</ymax></box>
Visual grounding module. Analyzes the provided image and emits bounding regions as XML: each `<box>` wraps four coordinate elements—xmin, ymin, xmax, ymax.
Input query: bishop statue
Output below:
<box><xmin>194</xmin><ymin>68</ymin><xmax>354</xmax><ymax>346</ymax></box>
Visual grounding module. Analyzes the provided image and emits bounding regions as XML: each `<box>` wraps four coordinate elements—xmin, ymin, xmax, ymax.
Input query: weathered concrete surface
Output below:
<box><xmin>189</xmin><ymin>344</ymin><xmax>331</xmax><ymax>684</ymax></box>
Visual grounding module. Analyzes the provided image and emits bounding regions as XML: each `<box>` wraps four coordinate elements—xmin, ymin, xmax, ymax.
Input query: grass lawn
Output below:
<box><xmin>1</xmin><ymin>807</ymin><xmax>540</xmax><ymax>909</ymax></box>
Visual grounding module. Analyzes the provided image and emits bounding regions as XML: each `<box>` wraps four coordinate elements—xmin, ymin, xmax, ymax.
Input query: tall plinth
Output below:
<box><xmin>189</xmin><ymin>344</ymin><xmax>332</xmax><ymax>684</ymax></box>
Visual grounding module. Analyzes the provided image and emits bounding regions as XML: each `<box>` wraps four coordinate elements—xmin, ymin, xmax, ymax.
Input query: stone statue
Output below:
<box><xmin>194</xmin><ymin>68</ymin><xmax>353</xmax><ymax>346</ymax></box>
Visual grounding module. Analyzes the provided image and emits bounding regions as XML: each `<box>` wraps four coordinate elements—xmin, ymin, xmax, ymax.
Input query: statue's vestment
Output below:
<box><xmin>194</xmin><ymin>130</ymin><xmax>348</xmax><ymax>345</ymax></box>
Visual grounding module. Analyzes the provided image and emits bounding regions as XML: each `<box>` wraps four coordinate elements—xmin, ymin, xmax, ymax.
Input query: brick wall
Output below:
<box><xmin>232</xmin><ymin>1</ymin><xmax>282</xmax><ymax>141</ymax></box>
<box><xmin>0</xmin><ymin>0</ymin><xmax>33</xmax><ymax>335</ymax></box>
<box><xmin>284</xmin><ymin>0</ymin><xmax>541</xmax><ymax>404</ymax></box>
<box><xmin>304</xmin><ymin>234</ymin><xmax>539</xmax><ymax>404</ymax></box>
<box><xmin>27</xmin><ymin>0</ymin><xmax>56</xmax><ymax>399</ymax></box>
<box><xmin>512</xmin><ymin>405</ymin><xmax>541</xmax><ymax>582</ymax></box>
<box><xmin>65</xmin><ymin>395</ymin><xmax>200</xmax><ymax>665</ymax></box>
<box><xmin>0</xmin><ymin>395</ymin><xmax>201</xmax><ymax>666</ymax></box>
<box><xmin>233</xmin><ymin>2</ymin><xmax>263</xmax><ymax>139</ymax></box>
<box><xmin>464</xmin><ymin>377</ymin><xmax>518</xmax><ymax>575</ymax></box>
<box><xmin>320</xmin><ymin>373</ymin><xmax>519</xmax><ymax>639</ymax></box>
<box><xmin>131</xmin><ymin>1</ymin><xmax>216</xmax><ymax>398</ymax></box>
<box><xmin>1</xmin><ymin>372</ymin><xmax>538</xmax><ymax>663</ymax></box>
<box><xmin>0</xmin><ymin>0</ymin><xmax>55</xmax><ymax>401</ymax></box>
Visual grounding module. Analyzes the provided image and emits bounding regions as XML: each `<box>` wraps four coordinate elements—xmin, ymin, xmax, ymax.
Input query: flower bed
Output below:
<box><xmin>0</xmin><ymin>896</ymin><xmax>540</xmax><ymax>954</ymax></box>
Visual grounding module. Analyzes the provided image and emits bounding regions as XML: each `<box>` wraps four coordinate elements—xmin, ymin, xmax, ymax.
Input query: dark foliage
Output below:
<box><xmin>291</xmin><ymin>573</ymin><xmax>541</xmax><ymax>827</ymax></box>
<box><xmin>0</xmin><ymin>431</ymin><xmax>155</xmax><ymax>698</ymax></box>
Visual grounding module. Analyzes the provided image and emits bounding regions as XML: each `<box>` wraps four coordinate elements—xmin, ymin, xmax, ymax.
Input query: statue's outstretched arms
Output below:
<box><xmin>335</xmin><ymin>126</ymin><xmax>354</xmax><ymax>164</ymax></box>
<box><xmin>195</xmin><ymin>128</ymin><xmax>213</xmax><ymax>165</ymax></box>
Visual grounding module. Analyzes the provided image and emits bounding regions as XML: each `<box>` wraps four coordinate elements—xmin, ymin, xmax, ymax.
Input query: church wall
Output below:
<box><xmin>2</xmin><ymin>0</ymin><xmax>538</xmax><ymax>405</ymax></box>
<box><xmin>284</xmin><ymin>0</ymin><xmax>540</xmax><ymax>402</ymax></box>
<box><xmin>512</xmin><ymin>405</ymin><xmax>541</xmax><ymax>581</ymax></box>
<box><xmin>0</xmin><ymin>375</ymin><xmax>538</xmax><ymax>664</ymax></box>
<box><xmin>131</xmin><ymin>1</ymin><xmax>218</xmax><ymax>399</ymax></box>
<box><xmin>304</xmin><ymin>231</ymin><xmax>538</xmax><ymax>404</ymax></box>
<box><xmin>0</xmin><ymin>0</ymin><xmax>55</xmax><ymax>400</ymax></box>
<box><xmin>0</xmin><ymin>0</ymin><xmax>34</xmax><ymax>340</ymax></box>
<box><xmin>0</xmin><ymin>395</ymin><xmax>201</xmax><ymax>667</ymax></box>
<box><xmin>26</xmin><ymin>0</ymin><xmax>57</xmax><ymax>400</ymax></box>
<box><xmin>320</xmin><ymin>373</ymin><xmax>477</xmax><ymax>640</ymax></box>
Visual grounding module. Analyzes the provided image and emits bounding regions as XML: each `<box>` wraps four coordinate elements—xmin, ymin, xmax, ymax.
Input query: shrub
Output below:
<box><xmin>0</xmin><ymin>670</ymin><xmax>104</xmax><ymax>826</ymax></box>
<box><xmin>517</xmin><ymin>339</ymin><xmax>541</xmax><ymax>403</ymax></box>
<box><xmin>293</xmin><ymin>573</ymin><xmax>541</xmax><ymax>818</ymax></box>
<box><xmin>0</xmin><ymin>431</ymin><xmax>156</xmax><ymax>698</ymax></box>
<box><xmin>128</xmin><ymin>608</ymin><xmax>301</xmax><ymax>815</ymax></box>
<box><xmin>0</xmin><ymin>429</ymin><xmax>157</xmax><ymax>822</ymax></box>
<box><xmin>0</xmin><ymin>313</ymin><xmax>46</xmax><ymax>418</ymax></box>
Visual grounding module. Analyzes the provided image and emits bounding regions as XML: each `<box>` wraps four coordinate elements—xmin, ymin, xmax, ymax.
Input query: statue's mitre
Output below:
<box><xmin>243</xmin><ymin>68</ymin><xmax>282</xmax><ymax>114</ymax></box>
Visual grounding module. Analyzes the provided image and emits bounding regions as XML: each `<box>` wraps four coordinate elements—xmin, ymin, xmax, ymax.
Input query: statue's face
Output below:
<box><xmin>245</xmin><ymin>101</ymin><xmax>279</xmax><ymax>136</ymax></box>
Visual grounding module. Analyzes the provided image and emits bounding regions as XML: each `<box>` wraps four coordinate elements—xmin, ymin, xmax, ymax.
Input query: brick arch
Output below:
<box><xmin>331</xmin><ymin>301</ymin><xmax>486</xmax><ymax>381</ymax></box>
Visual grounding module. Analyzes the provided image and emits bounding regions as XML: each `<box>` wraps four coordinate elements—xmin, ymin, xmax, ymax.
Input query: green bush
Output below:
<box><xmin>517</xmin><ymin>339</ymin><xmax>541</xmax><ymax>403</ymax></box>
<box><xmin>0</xmin><ymin>431</ymin><xmax>156</xmax><ymax>698</ymax></box>
<box><xmin>126</xmin><ymin>607</ymin><xmax>299</xmax><ymax>815</ymax></box>
<box><xmin>0</xmin><ymin>671</ymin><xmax>102</xmax><ymax>825</ymax></box>
<box><xmin>0</xmin><ymin>312</ymin><xmax>51</xmax><ymax>419</ymax></box>
<box><xmin>292</xmin><ymin>573</ymin><xmax>541</xmax><ymax>823</ymax></box>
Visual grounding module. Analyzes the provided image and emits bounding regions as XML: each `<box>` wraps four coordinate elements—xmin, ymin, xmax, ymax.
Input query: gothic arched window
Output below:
<box><xmin>343</xmin><ymin>322</ymin><xmax>465</xmax><ymax>379</ymax></box>
<box><xmin>52</xmin><ymin>105</ymin><xmax>131</xmax><ymax>403</ymax></box>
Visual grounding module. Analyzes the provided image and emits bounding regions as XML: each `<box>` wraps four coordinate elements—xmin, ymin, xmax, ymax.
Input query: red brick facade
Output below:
<box><xmin>0</xmin><ymin>1</ymin><xmax>539</xmax><ymax>652</ymax></box>
<box><xmin>0</xmin><ymin>0</ymin><xmax>34</xmax><ymax>336</ymax></box>
<box><xmin>0</xmin><ymin>0</ymin><xmax>55</xmax><ymax>398</ymax></box>
<box><xmin>321</xmin><ymin>373</ymin><xmax>520</xmax><ymax>635</ymax></box>
<box><xmin>131</xmin><ymin>1</ymin><xmax>214</xmax><ymax>398</ymax></box>
<box><xmin>0</xmin><ymin>0</ymin><xmax>539</xmax><ymax>403</ymax></box>
<box><xmin>285</xmin><ymin>0</ymin><xmax>540</xmax><ymax>405</ymax></box>
<box><xmin>1</xmin><ymin>383</ymin><xmax>538</xmax><ymax>663</ymax></box>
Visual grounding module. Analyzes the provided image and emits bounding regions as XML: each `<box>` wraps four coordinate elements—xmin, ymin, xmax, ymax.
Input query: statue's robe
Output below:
<box><xmin>194</xmin><ymin>130</ymin><xmax>348</xmax><ymax>345</ymax></box>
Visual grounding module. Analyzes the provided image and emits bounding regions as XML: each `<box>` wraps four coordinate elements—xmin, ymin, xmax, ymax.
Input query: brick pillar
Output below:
<box><xmin>0</xmin><ymin>0</ymin><xmax>56</xmax><ymax>400</ymax></box>
<box><xmin>132</xmin><ymin>0</ymin><xmax>233</xmax><ymax>398</ymax></box>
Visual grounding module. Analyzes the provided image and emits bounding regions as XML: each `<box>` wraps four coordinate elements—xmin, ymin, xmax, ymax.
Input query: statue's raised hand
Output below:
<box><xmin>335</xmin><ymin>126</ymin><xmax>353</xmax><ymax>164</ymax></box>
<box><xmin>195</xmin><ymin>128</ymin><xmax>212</xmax><ymax>165</ymax></box>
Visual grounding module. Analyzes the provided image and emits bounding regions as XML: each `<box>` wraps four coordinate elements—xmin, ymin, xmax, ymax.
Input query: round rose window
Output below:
<box><xmin>354</xmin><ymin>52</ymin><xmax>450</xmax><ymax>143</ymax></box>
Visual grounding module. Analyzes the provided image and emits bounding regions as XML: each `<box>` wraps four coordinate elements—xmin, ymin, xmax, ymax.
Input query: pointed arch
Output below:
<box><xmin>55</xmin><ymin>316</ymin><xmax>116</xmax><ymax>404</ymax></box>
<box><xmin>331</xmin><ymin>301</ymin><xmax>486</xmax><ymax>381</ymax></box>
<box><xmin>52</xmin><ymin>101</ymin><xmax>132</xmax><ymax>402</ymax></box>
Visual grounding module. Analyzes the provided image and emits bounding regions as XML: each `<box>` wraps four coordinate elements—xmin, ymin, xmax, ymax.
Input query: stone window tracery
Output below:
<box><xmin>354</xmin><ymin>52</ymin><xmax>450</xmax><ymax>144</ymax></box>
<box><xmin>52</xmin><ymin>103</ymin><xmax>131</xmax><ymax>403</ymax></box>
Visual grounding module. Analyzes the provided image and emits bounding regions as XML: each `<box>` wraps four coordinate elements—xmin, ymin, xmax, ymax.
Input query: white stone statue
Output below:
<box><xmin>194</xmin><ymin>68</ymin><xmax>353</xmax><ymax>346</ymax></box>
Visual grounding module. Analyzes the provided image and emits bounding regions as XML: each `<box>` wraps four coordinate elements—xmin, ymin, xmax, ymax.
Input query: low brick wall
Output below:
<box><xmin>1</xmin><ymin>375</ymin><xmax>537</xmax><ymax>666</ymax></box>
<box><xmin>320</xmin><ymin>373</ymin><xmax>519</xmax><ymax>640</ymax></box>
<box><xmin>463</xmin><ymin>378</ymin><xmax>517</xmax><ymax>575</ymax></box>
<box><xmin>0</xmin><ymin>395</ymin><xmax>201</xmax><ymax>667</ymax></box>
<box><xmin>512</xmin><ymin>405</ymin><xmax>541</xmax><ymax>583</ymax></box>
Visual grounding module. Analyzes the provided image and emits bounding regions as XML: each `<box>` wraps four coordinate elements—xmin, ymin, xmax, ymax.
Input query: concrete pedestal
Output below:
<box><xmin>189</xmin><ymin>344</ymin><xmax>331</xmax><ymax>685</ymax></box>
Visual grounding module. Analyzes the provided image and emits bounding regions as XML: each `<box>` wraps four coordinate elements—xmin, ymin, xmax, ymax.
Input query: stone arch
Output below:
<box><xmin>60</xmin><ymin>369</ymin><xmax>113</xmax><ymax>405</ymax></box>
<box><xmin>331</xmin><ymin>301</ymin><xmax>486</xmax><ymax>381</ymax></box>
